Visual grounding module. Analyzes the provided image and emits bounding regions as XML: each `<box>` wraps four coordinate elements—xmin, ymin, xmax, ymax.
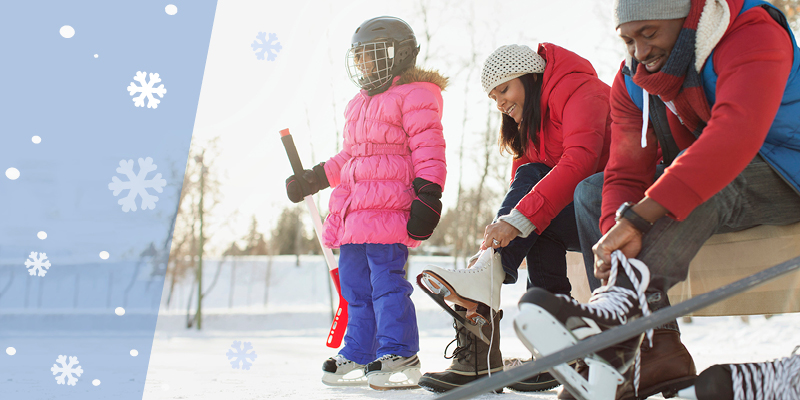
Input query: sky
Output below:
<box><xmin>188</xmin><ymin>0</ymin><xmax>626</xmax><ymax>252</ymax></box>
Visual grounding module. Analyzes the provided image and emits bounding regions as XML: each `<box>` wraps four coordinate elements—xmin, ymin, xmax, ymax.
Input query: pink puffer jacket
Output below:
<box><xmin>322</xmin><ymin>67</ymin><xmax>448</xmax><ymax>248</ymax></box>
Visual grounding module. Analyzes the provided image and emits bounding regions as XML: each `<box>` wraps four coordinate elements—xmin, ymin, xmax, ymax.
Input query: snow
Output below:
<box><xmin>141</xmin><ymin>256</ymin><xmax>800</xmax><ymax>399</ymax></box>
<box><xmin>51</xmin><ymin>355</ymin><xmax>84</xmax><ymax>386</ymax></box>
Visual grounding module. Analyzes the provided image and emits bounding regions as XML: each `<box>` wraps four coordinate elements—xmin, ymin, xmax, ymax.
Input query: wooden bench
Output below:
<box><xmin>567</xmin><ymin>222</ymin><xmax>800</xmax><ymax>316</ymax></box>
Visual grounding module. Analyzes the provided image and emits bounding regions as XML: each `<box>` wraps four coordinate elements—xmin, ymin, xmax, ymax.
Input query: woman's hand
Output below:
<box><xmin>481</xmin><ymin>221</ymin><xmax>521</xmax><ymax>250</ymax></box>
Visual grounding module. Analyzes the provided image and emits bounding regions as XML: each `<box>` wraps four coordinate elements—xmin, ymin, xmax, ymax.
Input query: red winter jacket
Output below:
<box><xmin>511</xmin><ymin>43</ymin><xmax>612</xmax><ymax>234</ymax></box>
<box><xmin>601</xmin><ymin>1</ymin><xmax>793</xmax><ymax>233</ymax></box>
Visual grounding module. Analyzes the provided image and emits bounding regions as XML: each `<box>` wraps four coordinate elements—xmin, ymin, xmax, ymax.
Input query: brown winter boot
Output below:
<box><xmin>557</xmin><ymin>329</ymin><xmax>696</xmax><ymax>399</ymax></box>
<box><xmin>418</xmin><ymin>309</ymin><xmax>504</xmax><ymax>393</ymax></box>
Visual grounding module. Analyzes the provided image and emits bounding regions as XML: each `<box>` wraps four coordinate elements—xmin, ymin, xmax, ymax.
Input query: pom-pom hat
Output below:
<box><xmin>481</xmin><ymin>44</ymin><xmax>546</xmax><ymax>95</ymax></box>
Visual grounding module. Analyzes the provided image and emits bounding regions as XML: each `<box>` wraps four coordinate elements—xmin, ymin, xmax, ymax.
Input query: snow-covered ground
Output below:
<box><xmin>141</xmin><ymin>256</ymin><xmax>800</xmax><ymax>399</ymax></box>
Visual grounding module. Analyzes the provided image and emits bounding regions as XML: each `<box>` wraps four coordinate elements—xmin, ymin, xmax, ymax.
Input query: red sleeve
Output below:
<box><xmin>602</xmin><ymin>66</ymin><xmax>660</xmax><ymax>233</ymax></box>
<box><xmin>515</xmin><ymin>81</ymin><xmax>611</xmax><ymax>233</ymax></box>
<box><xmin>645</xmin><ymin>9</ymin><xmax>793</xmax><ymax>220</ymax></box>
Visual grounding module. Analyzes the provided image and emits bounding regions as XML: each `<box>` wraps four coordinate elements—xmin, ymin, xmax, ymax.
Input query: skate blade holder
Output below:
<box><xmin>514</xmin><ymin>303</ymin><xmax>624</xmax><ymax>400</ymax></box>
<box><xmin>367</xmin><ymin>368</ymin><xmax>422</xmax><ymax>390</ymax></box>
<box><xmin>419</xmin><ymin>272</ymin><xmax>489</xmax><ymax>327</ymax></box>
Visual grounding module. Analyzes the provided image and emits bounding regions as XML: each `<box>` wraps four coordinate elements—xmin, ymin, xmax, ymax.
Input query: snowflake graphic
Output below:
<box><xmin>24</xmin><ymin>252</ymin><xmax>51</xmax><ymax>277</ymax></box>
<box><xmin>226</xmin><ymin>341</ymin><xmax>257</xmax><ymax>370</ymax></box>
<box><xmin>127</xmin><ymin>71</ymin><xmax>167</xmax><ymax>109</ymax></box>
<box><xmin>108</xmin><ymin>157</ymin><xmax>167</xmax><ymax>212</ymax></box>
<box><xmin>251</xmin><ymin>32</ymin><xmax>282</xmax><ymax>61</ymax></box>
<box><xmin>51</xmin><ymin>355</ymin><xmax>83</xmax><ymax>386</ymax></box>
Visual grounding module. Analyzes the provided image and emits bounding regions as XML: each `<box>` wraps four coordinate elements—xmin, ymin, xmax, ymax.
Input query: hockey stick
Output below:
<box><xmin>280</xmin><ymin>128</ymin><xmax>348</xmax><ymax>348</ymax></box>
<box><xmin>438</xmin><ymin>254</ymin><xmax>800</xmax><ymax>400</ymax></box>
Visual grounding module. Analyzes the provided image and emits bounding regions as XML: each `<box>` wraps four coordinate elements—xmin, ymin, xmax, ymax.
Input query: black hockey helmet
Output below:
<box><xmin>346</xmin><ymin>16</ymin><xmax>420</xmax><ymax>95</ymax></box>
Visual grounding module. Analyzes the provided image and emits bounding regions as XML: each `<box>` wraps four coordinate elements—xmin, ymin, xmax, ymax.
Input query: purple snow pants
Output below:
<box><xmin>336</xmin><ymin>243</ymin><xmax>418</xmax><ymax>365</ymax></box>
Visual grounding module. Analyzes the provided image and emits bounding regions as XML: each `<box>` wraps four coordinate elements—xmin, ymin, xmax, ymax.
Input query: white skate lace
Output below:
<box><xmin>332</xmin><ymin>354</ymin><xmax>352</xmax><ymax>366</ymax></box>
<box><xmin>555</xmin><ymin>250</ymin><xmax>652</xmax><ymax>396</ymax></box>
<box><xmin>487</xmin><ymin>248</ymin><xmax>497</xmax><ymax>377</ymax></box>
<box><xmin>731</xmin><ymin>346</ymin><xmax>800</xmax><ymax>400</ymax></box>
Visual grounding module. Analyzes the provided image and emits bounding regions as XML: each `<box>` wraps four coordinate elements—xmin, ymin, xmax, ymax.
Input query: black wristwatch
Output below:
<box><xmin>615</xmin><ymin>202</ymin><xmax>653</xmax><ymax>234</ymax></box>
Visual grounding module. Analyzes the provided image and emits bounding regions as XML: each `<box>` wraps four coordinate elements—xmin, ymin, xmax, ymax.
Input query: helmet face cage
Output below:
<box><xmin>346</xmin><ymin>41</ymin><xmax>395</xmax><ymax>92</ymax></box>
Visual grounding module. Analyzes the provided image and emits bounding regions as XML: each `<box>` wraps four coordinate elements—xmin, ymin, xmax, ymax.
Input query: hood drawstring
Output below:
<box><xmin>641</xmin><ymin>88</ymin><xmax>650</xmax><ymax>148</ymax></box>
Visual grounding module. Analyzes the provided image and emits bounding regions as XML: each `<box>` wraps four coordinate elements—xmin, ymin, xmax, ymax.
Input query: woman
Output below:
<box><xmin>418</xmin><ymin>43</ymin><xmax>611</xmax><ymax>393</ymax></box>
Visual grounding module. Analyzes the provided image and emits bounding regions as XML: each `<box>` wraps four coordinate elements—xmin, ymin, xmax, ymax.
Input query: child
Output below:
<box><xmin>285</xmin><ymin>16</ymin><xmax>447</xmax><ymax>390</ymax></box>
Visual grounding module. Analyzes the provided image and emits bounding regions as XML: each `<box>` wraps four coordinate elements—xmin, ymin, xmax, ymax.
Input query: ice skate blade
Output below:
<box><xmin>367</xmin><ymin>368</ymin><xmax>422</xmax><ymax>390</ymax></box>
<box><xmin>321</xmin><ymin>370</ymin><xmax>368</xmax><ymax>387</ymax></box>
<box><xmin>420</xmin><ymin>271</ymin><xmax>491</xmax><ymax>325</ymax></box>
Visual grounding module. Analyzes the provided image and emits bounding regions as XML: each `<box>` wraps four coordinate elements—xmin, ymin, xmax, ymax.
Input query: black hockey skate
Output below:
<box><xmin>679</xmin><ymin>346</ymin><xmax>800</xmax><ymax>400</ymax></box>
<box><xmin>514</xmin><ymin>250</ymin><xmax>652</xmax><ymax>400</ymax></box>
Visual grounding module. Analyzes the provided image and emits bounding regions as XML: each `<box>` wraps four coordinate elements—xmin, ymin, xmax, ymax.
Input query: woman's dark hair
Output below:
<box><xmin>498</xmin><ymin>73</ymin><xmax>543</xmax><ymax>159</ymax></box>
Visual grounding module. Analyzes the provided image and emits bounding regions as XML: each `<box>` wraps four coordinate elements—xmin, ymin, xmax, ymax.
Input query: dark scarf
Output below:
<box><xmin>628</xmin><ymin>0</ymin><xmax>712</xmax><ymax>136</ymax></box>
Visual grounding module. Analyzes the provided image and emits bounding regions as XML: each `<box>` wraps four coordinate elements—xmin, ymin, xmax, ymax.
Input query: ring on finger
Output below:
<box><xmin>492</xmin><ymin>239</ymin><xmax>500</xmax><ymax>246</ymax></box>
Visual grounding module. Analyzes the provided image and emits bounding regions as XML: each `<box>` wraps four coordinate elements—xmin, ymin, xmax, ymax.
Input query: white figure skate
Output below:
<box><xmin>417</xmin><ymin>248</ymin><xmax>504</xmax><ymax>334</ymax></box>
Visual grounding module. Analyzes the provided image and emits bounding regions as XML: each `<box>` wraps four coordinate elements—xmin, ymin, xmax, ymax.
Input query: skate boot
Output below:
<box><xmin>418</xmin><ymin>248</ymin><xmax>504</xmax><ymax>328</ymax></box>
<box><xmin>678</xmin><ymin>346</ymin><xmax>800</xmax><ymax>400</ymax></box>
<box><xmin>321</xmin><ymin>354</ymin><xmax>367</xmax><ymax>386</ymax></box>
<box><xmin>514</xmin><ymin>250</ymin><xmax>652</xmax><ymax>400</ymax></box>
<box><xmin>365</xmin><ymin>354</ymin><xmax>422</xmax><ymax>390</ymax></box>
<box><xmin>418</xmin><ymin>308</ymin><xmax>504</xmax><ymax>393</ymax></box>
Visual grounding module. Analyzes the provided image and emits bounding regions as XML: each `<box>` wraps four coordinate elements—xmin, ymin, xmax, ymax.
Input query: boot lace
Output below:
<box><xmin>332</xmin><ymin>354</ymin><xmax>353</xmax><ymax>366</ymax></box>
<box><xmin>555</xmin><ymin>250</ymin><xmax>653</xmax><ymax>396</ymax></box>
<box><xmin>444</xmin><ymin>322</ymin><xmax>480</xmax><ymax>377</ymax></box>
<box><xmin>731</xmin><ymin>346</ymin><xmax>800</xmax><ymax>400</ymax></box>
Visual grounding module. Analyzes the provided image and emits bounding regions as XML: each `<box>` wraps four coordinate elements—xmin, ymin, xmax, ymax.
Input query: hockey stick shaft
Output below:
<box><xmin>438</xmin><ymin>254</ymin><xmax>800</xmax><ymax>400</ymax></box>
<box><xmin>280</xmin><ymin>128</ymin><xmax>348</xmax><ymax>348</ymax></box>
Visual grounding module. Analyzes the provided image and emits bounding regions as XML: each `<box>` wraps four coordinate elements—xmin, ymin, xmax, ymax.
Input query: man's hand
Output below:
<box><xmin>593</xmin><ymin>219</ymin><xmax>643</xmax><ymax>283</ymax></box>
<box><xmin>481</xmin><ymin>221</ymin><xmax>520</xmax><ymax>250</ymax></box>
<box><xmin>594</xmin><ymin>197</ymin><xmax>668</xmax><ymax>283</ymax></box>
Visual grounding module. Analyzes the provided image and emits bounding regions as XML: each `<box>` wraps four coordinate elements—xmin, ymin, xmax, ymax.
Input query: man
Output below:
<box><xmin>517</xmin><ymin>0</ymin><xmax>800</xmax><ymax>399</ymax></box>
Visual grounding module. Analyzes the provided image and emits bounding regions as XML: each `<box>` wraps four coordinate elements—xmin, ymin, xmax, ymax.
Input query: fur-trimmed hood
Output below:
<box><xmin>396</xmin><ymin>67</ymin><xmax>449</xmax><ymax>90</ymax></box>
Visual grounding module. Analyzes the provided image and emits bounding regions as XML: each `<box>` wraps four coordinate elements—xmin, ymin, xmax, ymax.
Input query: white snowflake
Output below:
<box><xmin>127</xmin><ymin>71</ymin><xmax>167</xmax><ymax>109</ymax></box>
<box><xmin>24</xmin><ymin>252</ymin><xmax>51</xmax><ymax>277</ymax></box>
<box><xmin>226</xmin><ymin>341</ymin><xmax>257</xmax><ymax>370</ymax></box>
<box><xmin>251</xmin><ymin>32</ymin><xmax>282</xmax><ymax>61</ymax></box>
<box><xmin>108</xmin><ymin>157</ymin><xmax>167</xmax><ymax>212</ymax></box>
<box><xmin>51</xmin><ymin>355</ymin><xmax>83</xmax><ymax>386</ymax></box>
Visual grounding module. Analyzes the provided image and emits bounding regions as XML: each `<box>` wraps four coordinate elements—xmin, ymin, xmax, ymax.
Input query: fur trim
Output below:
<box><xmin>397</xmin><ymin>67</ymin><xmax>449</xmax><ymax>90</ymax></box>
<box><xmin>695</xmin><ymin>0</ymin><xmax>730</xmax><ymax>72</ymax></box>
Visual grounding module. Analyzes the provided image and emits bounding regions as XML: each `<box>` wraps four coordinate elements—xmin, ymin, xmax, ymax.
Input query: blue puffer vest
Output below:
<box><xmin>625</xmin><ymin>0</ymin><xmax>800</xmax><ymax>195</ymax></box>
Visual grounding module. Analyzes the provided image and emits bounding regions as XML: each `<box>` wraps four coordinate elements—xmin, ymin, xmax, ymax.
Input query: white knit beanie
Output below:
<box><xmin>481</xmin><ymin>44</ymin><xmax>546</xmax><ymax>95</ymax></box>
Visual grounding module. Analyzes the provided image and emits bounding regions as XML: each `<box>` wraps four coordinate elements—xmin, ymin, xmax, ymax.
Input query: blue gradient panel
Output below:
<box><xmin>0</xmin><ymin>1</ymin><xmax>217</xmax><ymax>398</ymax></box>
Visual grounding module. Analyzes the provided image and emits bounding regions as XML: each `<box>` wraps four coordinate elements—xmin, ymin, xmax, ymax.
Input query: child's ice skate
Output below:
<box><xmin>513</xmin><ymin>250</ymin><xmax>652</xmax><ymax>400</ymax></box>
<box><xmin>678</xmin><ymin>346</ymin><xmax>800</xmax><ymax>400</ymax></box>
<box><xmin>321</xmin><ymin>354</ymin><xmax>368</xmax><ymax>386</ymax></box>
<box><xmin>417</xmin><ymin>248</ymin><xmax>504</xmax><ymax>333</ymax></box>
<box><xmin>365</xmin><ymin>354</ymin><xmax>422</xmax><ymax>390</ymax></box>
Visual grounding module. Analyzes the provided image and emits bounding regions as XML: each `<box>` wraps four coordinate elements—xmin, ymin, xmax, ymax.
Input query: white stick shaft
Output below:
<box><xmin>304</xmin><ymin>196</ymin><xmax>337</xmax><ymax>272</ymax></box>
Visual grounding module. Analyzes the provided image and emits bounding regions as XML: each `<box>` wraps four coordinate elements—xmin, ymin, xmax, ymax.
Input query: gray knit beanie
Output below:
<box><xmin>481</xmin><ymin>44</ymin><xmax>546</xmax><ymax>95</ymax></box>
<box><xmin>613</xmin><ymin>0</ymin><xmax>691</xmax><ymax>28</ymax></box>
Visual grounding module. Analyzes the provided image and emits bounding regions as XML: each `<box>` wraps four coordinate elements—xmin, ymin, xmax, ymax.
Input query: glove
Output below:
<box><xmin>407</xmin><ymin>177</ymin><xmax>443</xmax><ymax>240</ymax></box>
<box><xmin>285</xmin><ymin>162</ymin><xmax>329</xmax><ymax>203</ymax></box>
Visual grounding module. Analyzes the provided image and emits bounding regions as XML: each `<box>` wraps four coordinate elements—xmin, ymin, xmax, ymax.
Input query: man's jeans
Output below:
<box><xmin>496</xmin><ymin>163</ymin><xmax>581</xmax><ymax>296</ymax></box>
<box><xmin>574</xmin><ymin>155</ymin><xmax>800</xmax><ymax>329</ymax></box>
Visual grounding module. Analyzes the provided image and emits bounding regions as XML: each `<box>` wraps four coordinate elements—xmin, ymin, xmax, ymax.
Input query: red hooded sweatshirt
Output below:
<box><xmin>601</xmin><ymin>0</ymin><xmax>793</xmax><ymax>233</ymax></box>
<box><xmin>511</xmin><ymin>43</ymin><xmax>612</xmax><ymax>233</ymax></box>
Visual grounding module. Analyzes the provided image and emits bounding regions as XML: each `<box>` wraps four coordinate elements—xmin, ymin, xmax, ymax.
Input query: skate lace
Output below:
<box><xmin>332</xmin><ymin>354</ymin><xmax>352</xmax><ymax>366</ymax></box>
<box><xmin>731</xmin><ymin>346</ymin><xmax>800</xmax><ymax>400</ymax></box>
<box><xmin>555</xmin><ymin>250</ymin><xmax>653</xmax><ymax>396</ymax></box>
